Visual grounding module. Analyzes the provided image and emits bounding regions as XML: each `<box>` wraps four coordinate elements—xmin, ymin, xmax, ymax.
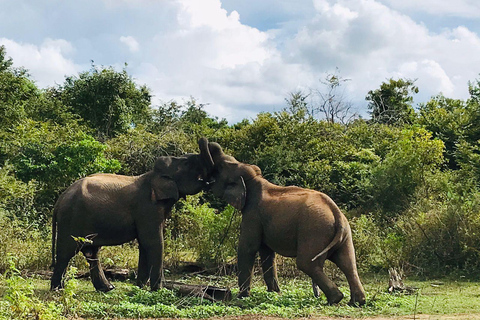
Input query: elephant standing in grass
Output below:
<box><xmin>207</xmin><ymin>142</ymin><xmax>366</xmax><ymax>306</ymax></box>
<box><xmin>50</xmin><ymin>138</ymin><xmax>214</xmax><ymax>292</ymax></box>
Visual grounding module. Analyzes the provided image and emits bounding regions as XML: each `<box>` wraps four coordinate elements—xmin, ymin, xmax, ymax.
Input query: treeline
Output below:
<box><xmin>1</xmin><ymin>45</ymin><xmax>480</xmax><ymax>277</ymax></box>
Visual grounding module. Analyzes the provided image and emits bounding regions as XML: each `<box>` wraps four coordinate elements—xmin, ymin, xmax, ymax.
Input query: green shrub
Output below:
<box><xmin>165</xmin><ymin>195</ymin><xmax>240</xmax><ymax>267</ymax></box>
<box><xmin>0</xmin><ymin>217</ymin><xmax>50</xmax><ymax>273</ymax></box>
<box><xmin>0</xmin><ymin>164</ymin><xmax>38</xmax><ymax>224</ymax></box>
<box><xmin>399</xmin><ymin>173</ymin><xmax>480</xmax><ymax>276</ymax></box>
<box><xmin>368</xmin><ymin>127</ymin><xmax>444</xmax><ymax>219</ymax></box>
<box><xmin>1</xmin><ymin>256</ymin><xmax>63</xmax><ymax>320</ymax></box>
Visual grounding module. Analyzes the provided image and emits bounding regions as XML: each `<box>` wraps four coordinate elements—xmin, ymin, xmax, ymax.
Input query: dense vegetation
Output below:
<box><xmin>1</xmin><ymin>45</ymin><xmax>480</xmax><ymax>317</ymax></box>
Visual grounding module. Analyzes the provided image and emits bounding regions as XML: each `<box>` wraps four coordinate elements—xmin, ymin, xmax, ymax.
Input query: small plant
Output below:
<box><xmin>2</xmin><ymin>255</ymin><xmax>63</xmax><ymax>320</ymax></box>
<box><xmin>60</xmin><ymin>266</ymin><xmax>79</xmax><ymax>315</ymax></box>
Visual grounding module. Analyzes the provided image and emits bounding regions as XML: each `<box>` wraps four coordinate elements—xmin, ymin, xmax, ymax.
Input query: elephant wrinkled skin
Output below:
<box><xmin>207</xmin><ymin>142</ymin><xmax>366</xmax><ymax>306</ymax></box>
<box><xmin>50</xmin><ymin>138</ymin><xmax>214</xmax><ymax>292</ymax></box>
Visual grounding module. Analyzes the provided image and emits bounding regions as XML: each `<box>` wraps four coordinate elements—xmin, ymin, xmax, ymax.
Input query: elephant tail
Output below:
<box><xmin>50</xmin><ymin>206</ymin><xmax>58</xmax><ymax>269</ymax></box>
<box><xmin>311</xmin><ymin>198</ymin><xmax>345</xmax><ymax>262</ymax></box>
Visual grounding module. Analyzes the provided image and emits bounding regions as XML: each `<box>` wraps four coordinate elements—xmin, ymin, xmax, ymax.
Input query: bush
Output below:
<box><xmin>350</xmin><ymin>215</ymin><xmax>408</xmax><ymax>273</ymax></box>
<box><xmin>0</xmin><ymin>217</ymin><xmax>51</xmax><ymax>273</ymax></box>
<box><xmin>368</xmin><ymin>127</ymin><xmax>444</xmax><ymax>219</ymax></box>
<box><xmin>0</xmin><ymin>120</ymin><xmax>121</xmax><ymax>222</ymax></box>
<box><xmin>399</xmin><ymin>172</ymin><xmax>480</xmax><ymax>276</ymax></box>
<box><xmin>165</xmin><ymin>196</ymin><xmax>240</xmax><ymax>267</ymax></box>
<box><xmin>0</xmin><ymin>164</ymin><xmax>38</xmax><ymax>224</ymax></box>
<box><xmin>106</xmin><ymin>127</ymin><xmax>196</xmax><ymax>175</ymax></box>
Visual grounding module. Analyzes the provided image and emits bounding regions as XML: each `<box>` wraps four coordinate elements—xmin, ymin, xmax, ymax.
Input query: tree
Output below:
<box><xmin>0</xmin><ymin>45</ymin><xmax>13</xmax><ymax>72</ymax></box>
<box><xmin>310</xmin><ymin>69</ymin><xmax>356</xmax><ymax>124</ymax></box>
<box><xmin>366</xmin><ymin>78</ymin><xmax>418</xmax><ymax>125</ymax></box>
<box><xmin>55</xmin><ymin>64</ymin><xmax>152</xmax><ymax>139</ymax></box>
<box><xmin>0</xmin><ymin>46</ymin><xmax>39</xmax><ymax>129</ymax></box>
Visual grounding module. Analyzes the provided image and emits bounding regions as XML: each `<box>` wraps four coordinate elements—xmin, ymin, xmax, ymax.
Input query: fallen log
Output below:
<box><xmin>163</xmin><ymin>281</ymin><xmax>232</xmax><ymax>302</ymax></box>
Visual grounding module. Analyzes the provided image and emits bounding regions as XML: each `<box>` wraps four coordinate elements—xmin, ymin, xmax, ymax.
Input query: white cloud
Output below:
<box><xmin>133</xmin><ymin>0</ymin><xmax>297</xmax><ymax>122</ymax></box>
<box><xmin>120</xmin><ymin>36</ymin><xmax>140</xmax><ymax>53</ymax></box>
<box><xmin>380</xmin><ymin>0</ymin><xmax>480</xmax><ymax>18</ymax></box>
<box><xmin>0</xmin><ymin>38</ymin><xmax>79</xmax><ymax>87</ymax></box>
<box><xmin>283</xmin><ymin>0</ymin><xmax>480</xmax><ymax>109</ymax></box>
<box><xmin>1</xmin><ymin>0</ymin><xmax>480</xmax><ymax>123</ymax></box>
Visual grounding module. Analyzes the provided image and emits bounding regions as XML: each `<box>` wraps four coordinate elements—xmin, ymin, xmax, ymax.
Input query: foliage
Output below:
<box><xmin>309</xmin><ymin>69</ymin><xmax>355</xmax><ymax>123</ymax></box>
<box><xmin>150</xmin><ymin>98</ymin><xmax>228</xmax><ymax>137</ymax></box>
<box><xmin>0</xmin><ymin>46</ymin><xmax>39</xmax><ymax>129</ymax></box>
<box><xmin>0</xmin><ymin>216</ymin><xmax>50</xmax><ymax>272</ymax></box>
<box><xmin>165</xmin><ymin>196</ymin><xmax>240</xmax><ymax>267</ymax></box>
<box><xmin>3</xmin><ymin>276</ymin><xmax>480</xmax><ymax>319</ymax></box>
<box><xmin>2</xmin><ymin>256</ymin><xmax>63</xmax><ymax>320</ymax></box>
<box><xmin>53</xmin><ymin>64</ymin><xmax>152</xmax><ymax>139</ymax></box>
<box><xmin>0</xmin><ymin>164</ymin><xmax>38</xmax><ymax>222</ymax></box>
<box><xmin>3</xmin><ymin>45</ymin><xmax>480</xmax><ymax>283</ymax></box>
<box><xmin>367</xmin><ymin>78</ymin><xmax>418</xmax><ymax>125</ymax></box>
<box><xmin>1</xmin><ymin>120</ymin><xmax>120</xmax><ymax>222</ymax></box>
<box><xmin>107</xmin><ymin>127</ymin><xmax>196</xmax><ymax>175</ymax></box>
<box><xmin>368</xmin><ymin>127</ymin><xmax>445</xmax><ymax>217</ymax></box>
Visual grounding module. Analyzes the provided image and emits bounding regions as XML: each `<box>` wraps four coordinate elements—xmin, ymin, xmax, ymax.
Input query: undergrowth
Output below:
<box><xmin>1</xmin><ymin>266</ymin><xmax>480</xmax><ymax>319</ymax></box>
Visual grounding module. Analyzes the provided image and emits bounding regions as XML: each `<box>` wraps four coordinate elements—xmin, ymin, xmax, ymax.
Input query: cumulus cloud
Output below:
<box><xmin>120</xmin><ymin>36</ymin><xmax>140</xmax><ymax>53</ymax></box>
<box><xmin>380</xmin><ymin>0</ymin><xmax>480</xmax><ymax>18</ymax></box>
<box><xmin>0</xmin><ymin>38</ymin><xmax>79</xmax><ymax>87</ymax></box>
<box><xmin>135</xmin><ymin>0</ymin><xmax>294</xmax><ymax>121</ymax></box>
<box><xmin>1</xmin><ymin>0</ymin><xmax>480</xmax><ymax>122</ymax></box>
<box><xmin>284</xmin><ymin>0</ymin><xmax>480</xmax><ymax>109</ymax></box>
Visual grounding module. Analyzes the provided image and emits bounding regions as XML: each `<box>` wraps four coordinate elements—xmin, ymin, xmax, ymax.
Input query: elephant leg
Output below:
<box><xmin>136</xmin><ymin>244</ymin><xmax>149</xmax><ymax>288</ymax></box>
<box><xmin>51</xmin><ymin>239</ymin><xmax>77</xmax><ymax>290</ymax></box>
<box><xmin>297</xmin><ymin>256</ymin><xmax>344</xmax><ymax>305</ymax></box>
<box><xmin>259</xmin><ymin>243</ymin><xmax>280</xmax><ymax>293</ymax></box>
<box><xmin>329</xmin><ymin>238</ymin><xmax>366</xmax><ymax>306</ymax></box>
<box><xmin>237</xmin><ymin>240</ymin><xmax>260</xmax><ymax>298</ymax></box>
<box><xmin>138</xmin><ymin>225</ymin><xmax>164</xmax><ymax>291</ymax></box>
<box><xmin>81</xmin><ymin>246</ymin><xmax>114</xmax><ymax>292</ymax></box>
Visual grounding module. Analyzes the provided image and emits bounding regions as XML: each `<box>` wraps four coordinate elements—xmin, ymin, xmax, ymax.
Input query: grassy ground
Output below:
<box><xmin>1</xmin><ymin>268</ymin><xmax>480</xmax><ymax>319</ymax></box>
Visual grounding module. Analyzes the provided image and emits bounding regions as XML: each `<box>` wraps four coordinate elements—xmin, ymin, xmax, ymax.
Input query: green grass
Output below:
<box><xmin>1</xmin><ymin>270</ymin><xmax>480</xmax><ymax>319</ymax></box>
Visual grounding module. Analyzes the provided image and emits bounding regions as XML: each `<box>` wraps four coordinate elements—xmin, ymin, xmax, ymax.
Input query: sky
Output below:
<box><xmin>1</xmin><ymin>0</ymin><xmax>479</xmax><ymax>123</ymax></box>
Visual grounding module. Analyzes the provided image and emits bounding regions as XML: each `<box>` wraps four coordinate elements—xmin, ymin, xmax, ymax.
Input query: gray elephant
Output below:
<box><xmin>50</xmin><ymin>138</ymin><xmax>214</xmax><ymax>292</ymax></box>
<box><xmin>207</xmin><ymin>142</ymin><xmax>366</xmax><ymax>306</ymax></box>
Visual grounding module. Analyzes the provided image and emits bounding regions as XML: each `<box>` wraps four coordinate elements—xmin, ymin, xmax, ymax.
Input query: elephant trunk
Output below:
<box><xmin>198</xmin><ymin>138</ymin><xmax>214</xmax><ymax>172</ymax></box>
<box><xmin>208</xmin><ymin>142</ymin><xmax>237</xmax><ymax>164</ymax></box>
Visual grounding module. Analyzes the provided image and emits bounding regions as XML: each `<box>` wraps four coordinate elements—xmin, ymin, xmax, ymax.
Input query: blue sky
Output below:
<box><xmin>1</xmin><ymin>0</ymin><xmax>479</xmax><ymax>123</ymax></box>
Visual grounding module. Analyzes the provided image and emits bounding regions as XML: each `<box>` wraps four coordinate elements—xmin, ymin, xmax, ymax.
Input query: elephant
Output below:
<box><xmin>206</xmin><ymin>142</ymin><xmax>366</xmax><ymax>306</ymax></box>
<box><xmin>50</xmin><ymin>138</ymin><xmax>214</xmax><ymax>292</ymax></box>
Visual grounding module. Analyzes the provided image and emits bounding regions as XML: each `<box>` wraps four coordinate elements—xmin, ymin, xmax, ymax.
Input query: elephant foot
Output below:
<box><xmin>326</xmin><ymin>291</ymin><xmax>344</xmax><ymax>305</ymax></box>
<box><xmin>237</xmin><ymin>290</ymin><xmax>250</xmax><ymax>299</ymax></box>
<box><xmin>50</xmin><ymin>284</ymin><xmax>63</xmax><ymax>291</ymax></box>
<box><xmin>96</xmin><ymin>283</ymin><xmax>115</xmax><ymax>292</ymax></box>
<box><xmin>348</xmin><ymin>295</ymin><xmax>366</xmax><ymax>307</ymax></box>
<box><xmin>312</xmin><ymin>281</ymin><xmax>320</xmax><ymax>298</ymax></box>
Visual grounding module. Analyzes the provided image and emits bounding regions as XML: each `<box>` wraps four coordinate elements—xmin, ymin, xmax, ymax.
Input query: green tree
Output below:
<box><xmin>0</xmin><ymin>46</ymin><xmax>39</xmax><ymax>129</ymax></box>
<box><xmin>369</xmin><ymin>127</ymin><xmax>444</xmax><ymax>217</ymax></box>
<box><xmin>55</xmin><ymin>64</ymin><xmax>152</xmax><ymax>139</ymax></box>
<box><xmin>366</xmin><ymin>78</ymin><xmax>418</xmax><ymax>125</ymax></box>
<box><xmin>0</xmin><ymin>120</ymin><xmax>120</xmax><ymax>222</ymax></box>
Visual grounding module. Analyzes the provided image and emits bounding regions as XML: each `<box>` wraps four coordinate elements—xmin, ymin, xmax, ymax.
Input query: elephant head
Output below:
<box><xmin>150</xmin><ymin>138</ymin><xmax>214</xmax><ymax>202</ymax></box>
<box><xmin>207</xmin><ymin>142</ymin><xmax>261</xmax><ymax>210</ymax></box>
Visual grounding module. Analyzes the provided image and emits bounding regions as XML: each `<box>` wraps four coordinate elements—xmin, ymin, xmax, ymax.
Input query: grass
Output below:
<box><xmin>1</xmin><ymin>268</ymin><xmax>480</xmax><ymax>319</ymax></box>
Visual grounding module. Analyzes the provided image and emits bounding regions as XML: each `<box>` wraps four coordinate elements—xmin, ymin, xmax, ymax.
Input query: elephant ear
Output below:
<box><xmin>224</xmin><ymin>176</ymin><xmax>246</xmax><ymax>210</ymax></box>
<box><xmin>151</xmin><ymin>175</ymin><xmax>179</xmax><ymax>202</ymax></box>
<box><xmin>151</xmin><ymin>157</ymin><xmax>179</xmax><ymax>202</ymax></box>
